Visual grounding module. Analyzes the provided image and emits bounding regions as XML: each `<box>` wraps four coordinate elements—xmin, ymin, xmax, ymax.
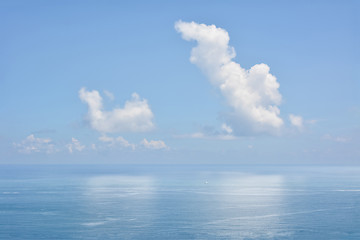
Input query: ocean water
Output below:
<box><xmin>0</xmin><ymin>164</ymin><xmax>359</xmax><ymax>240</ymax></box>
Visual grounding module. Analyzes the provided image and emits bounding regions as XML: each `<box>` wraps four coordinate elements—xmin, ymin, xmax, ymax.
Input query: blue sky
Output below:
<box><xmin>1</xmin><ymin>0</ymin><xmax>359</xmax><ymax>164</ymax></box>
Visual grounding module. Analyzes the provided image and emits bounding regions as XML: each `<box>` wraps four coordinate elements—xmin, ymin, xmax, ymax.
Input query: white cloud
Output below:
<box><xmin>14</xmin><ymin>134</ymin><xmax>56</xmax><ymax>154</ymax></box>
<box><xmin>175</xmin><ymin>21</ymin><xmax>287</xmax><ymax>135</ymax></box>
<box><xmin>175</xmin><ymin>123</ymin><xmax>238</xmax><ymax>140</ymax></box>
<box><xmin>98</xmin><ymin>135</ymin><xmax>135</xmax><ymax>150</ymax></box>
<box><xmin>79</xmin><ymin>88</ymin><xmax>154</xmax><ymax>133</ymax></box>
<box><xmin>289</xmin><ymin>114</ymin><xmax>303</xmax><ymax>129</ymax></box>
<box><xmin>66</xmin><ymin>138</ymin><xmax>85</xmax><ymax>153</ymax></box>
<box><xmin>221</xmin><ymin>123</ymin><xmax>233</xmax><ymax>134</ymax></box>
<box><xmin>98</xmin><ymin>135</ymin><xmax>114</xmax><ymax>143</ymax></box>
<box><xmin>141</xmin><ymin>138</ymin><xmax>168</xmax><ymax>150</ymax></box>
<box><xmin>116</xmin><ymin>136</ymin><xmax>135</xmax><ymax>150</ymax></box>
<box><xmin>175</xmin><ymin>132</ymin><xmax>237</xmax><ymax>140</ymax></box>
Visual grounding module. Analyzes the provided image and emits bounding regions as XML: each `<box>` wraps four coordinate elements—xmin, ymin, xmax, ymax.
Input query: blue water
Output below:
<box><xmin>0</xmin><ymin>165</ymin><xmax>359</xmax><ymax>239</ymax></box>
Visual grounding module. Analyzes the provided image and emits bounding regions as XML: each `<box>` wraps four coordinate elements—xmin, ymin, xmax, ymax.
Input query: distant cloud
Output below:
<box><xmin>31</xmin><ymin>129</ymin><xmax>57</xmax><ymax>135</ymax></box>
<box><xmin>79</xmin><ymin>88</ymin><xmax>154</xmax><ymax>133</ymax></box>
<box><xmin>323</xmin><ymin>134</ymin><xmax>350</xmax><ymax>143</ymax></box>
<box><xmin>306</xmin><ymin>119</ymin><xmax>319</xmax><ymax>124</ymax></box>
<box><xmin>14</xmin><ymin>134</ymin><xmax>56</xmax><ymax>154</ymax></box>
<box><xmin>103</xmin><ymin>90</ymin><xmax>115</xmax><ymax>101</ymax></box>
<box><xmin>221</xmin><ymin>123</ymin><xmax>233</xmax><ymax>134</ymax></box>
<box><xmin>141</xmin><ymin>139</ymin><xmax>168</xmax><ymax>150</ymax></box>
<box><xmin>289</xmin><ymin>114</ymin><xmax>303</xmax><ymax>129</ymax></box>
<box><xmin>66</xmin><ymin>138</ymin><xmax>85</xmax><ymax>153</ymax></box>
<box><xmin>98</xmin><ymin>135</ymin><xmax>114</xmax><ymax>143</ymax></box>
<box><xmin>178</xmin><ymin>132</ymin><xmax>237</xmax><ymax>140</ymax></box>
<box><xmin>175</xmin><ymin>21</ymin><xmax>292</xmax><ymax>135</ymax></box>
<box><xmin>175</xmin><ymin>124</ymin><xmax>237</xmax><ymax>140</ymax></box>
<box><xmin>98</xmin><ymin>135</ymin><xmax>135</xmax><ymax>150</ymax></box>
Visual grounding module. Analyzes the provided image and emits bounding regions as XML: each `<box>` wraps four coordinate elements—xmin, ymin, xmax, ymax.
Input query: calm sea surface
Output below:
<box><xmin>0</xmin><ymin>164</ymin><xmax>359</xmax><ymax>239</ymax></box>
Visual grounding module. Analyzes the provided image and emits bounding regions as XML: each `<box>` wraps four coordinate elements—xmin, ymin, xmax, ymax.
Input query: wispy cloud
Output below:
<box><xmin>66</xmin><ymin>138</ymin><xmax>85</xmax><ymax>153</ymax></box>
<box><xmin>177</xmin><ymin>132</ymin><xmax>237</xmax><ymax>140</ymax></box>
<box><xmin>323</xmin><ymin>134</ymin><xmax>351</xmax><ymax>143</ymax></box>
<box><xmin>175</xmin><ymin>124</ymin><xmax>237</xmax><ymax>140</ymax></box>
<box><xmin>103</xmin><ymin>90</ymin><xmax>115</xmax><ymax>101</ymax></box>
<box><xmin>96</xmin><ymin>135</ymin><xmax>168</xmax><ymax>150</ymax></box>
<box><xmin>14</xmin><ymin>135</ymin><xmax>56</xmax><ymax>154</ymax></box>
<box><xmin>79</xmin><ymin>88</ymin><xmax>154</xmax><ymax>133</ymax></box>
<box><xmin>98</xmin><ymin>135</ymin><xmax>135</xmax><ymax>150</ymax></box>
<box><xmin>289</xmin><ymin>114</ymin><xmax>303</xmax><ymax>130</ymax></box>
<box><xmin>141</xmin><ymin>139</ymin><xmax>168</xmax><ymax>150</ymax></box>
<box><xmin>175</xmin><ymin>21</ymin><xmax>302</xmax><ymax>135</ymax></box>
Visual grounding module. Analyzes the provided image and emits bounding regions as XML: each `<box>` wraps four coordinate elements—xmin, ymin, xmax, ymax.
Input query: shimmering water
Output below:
<box><xmin>0</xmin><ymin>165</ymin><xmax>359</xmax><ymax>239</ymax></box>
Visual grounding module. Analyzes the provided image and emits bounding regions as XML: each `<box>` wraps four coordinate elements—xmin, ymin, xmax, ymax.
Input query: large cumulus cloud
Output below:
<box><xmin>175</xmin><ymin>21</ymin><xmax>285</xmax><ymax>135</ymax></box>
<box><xmin>79</xmin><ymin>88</ymin><xmax>154</xmax><ymax>133</ymax></box>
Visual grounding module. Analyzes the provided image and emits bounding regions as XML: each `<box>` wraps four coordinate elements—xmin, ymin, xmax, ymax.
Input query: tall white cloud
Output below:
<box><xmin>175</xmin><ymin>21</ymin><xmax>284</xmax><ymax>135</ymax></box>
<box><xmin>79</xmin><ymin>88</ymin><xmax>154</xmax><ymax>133</ymax></box>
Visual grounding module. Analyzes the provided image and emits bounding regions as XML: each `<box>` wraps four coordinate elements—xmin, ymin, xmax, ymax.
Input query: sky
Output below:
<box><xmin>1</xmin><ymin>0</ymin><xmax>359</xmax><ymax>164</ymax></box>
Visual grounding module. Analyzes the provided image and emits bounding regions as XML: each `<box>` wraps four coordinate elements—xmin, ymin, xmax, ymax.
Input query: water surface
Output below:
<box><xmin>0</xmin><ymin>165</ymin><xmax>359</xmax><ymax>239</ymax></box>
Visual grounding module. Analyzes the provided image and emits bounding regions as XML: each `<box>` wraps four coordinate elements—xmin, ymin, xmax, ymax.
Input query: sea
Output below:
<box><xmin>0</xmin><ymin>164</ymin><xmax>359</xmax><ymax>240</ymax></box>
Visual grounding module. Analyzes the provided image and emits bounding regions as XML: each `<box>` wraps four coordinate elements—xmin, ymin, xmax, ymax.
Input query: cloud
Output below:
<box><xmin>323</xmin><ymin>134</ymin><xmax>350</xmax><ymax>143</ymax></box>
<box><xmin>306</xmin><ymin>119</ymin><xmax>319</xmax><ymax>124</ymax></box>
<box><xmin>98</xmin><ymin>135</ymin><xmax>135</xmax><ymax>150</ymax></box>
<box><xmin>98</xmin><ymin>135</ymin><xmax>114</xmax><ymax>143</ymax></box>
<box><xmin>141</xmin><ymin>139</ymin><xmax>168</xmax><ymax>150</ymax></box>
<box><xmin>175</xmin><ymin>21</ymin><xmax>287</xmax><ymax>135</ymax></box>
<box><xmin>221</xmin><ymin>123</ymin><xmax>233</xmax><ymax>134</ymax></box>
<box><xmin>66</xmin><ymin>138</ymin><xmax>85</xmax><ymax>153</ymax></box>
<box><xmin>175</xmin><ymin>123</ymin><xmax>238</xmax><ymax>140</ymax></box>
<box><xmin>14</xmin><ymin>134</ymin><xmax>56</xmax><ymax>154</ymax></box>
<box><xmin>79</xmin><ymin>88</ymin><xmax>154</xmax><ymax>133</ymax></box>
<box><xmin>181</xmin><ymin>132</ymin><xmax>237</xmax><ymax>140</ymax></box>
<box><xmin>103</xmin><ymin>90</ymin><xmax>115</xmax><ymax>101</ymax></box>
<box><xmin>289</xmin><ymin>114</ymin><xmax>303</xmax><ymax>129</ymax></box>
<box><xmin>175</xmin><ymin>124</ymin><xmax>237</xmax><ymax>140</ymax></box>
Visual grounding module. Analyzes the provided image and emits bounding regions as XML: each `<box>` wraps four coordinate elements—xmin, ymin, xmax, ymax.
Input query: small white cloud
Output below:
<box><xmin>103</xmin><ymin>90</ymin><xmax>115</xmax><ymax>101</ymax></box>
<box><xmin>98</xmin><ymin>135</ymin><xmax>114</xmax><ymax>143</ymax></box>
<box><xmin>221</xmin><ymin>123</ymin><xmax>233</xmax><ymax>134</ymax></box>
<box><xmin>79</xmin><ymin>88</ymin><xmax>154</xmax><ymax>133</ymax></box>
<box><xmin>116</xmin><ymin>136</ymin><xmax>135</xmax><ymax>150</ymax></box>
<box><xmin>14</xmin><ymin>134</ymin><xmax>56</xmax><ymax>154</ymax></box>
<box><xmin>66</xmin><ymin>138</ymin><xmax>85</xmax><ymax>153</ymax></box>
<box><xmin>175</xmin><ymin>132</ymin><xmax>237</xmax><ymax>140</ymax></box>
<box><xmin>141</xmin><ymin>138</ymin><xmax>168</xmax><ymax>150</ymax></box>
<box><xmin>175</xmin><ymin>21</ymin><xmax>284</xmax><ymax>135</ymax></box>
<box><xmin>289</xmin><ymin>114</ymin><xmax>303</xmax><ymax>129</ymax></box>
<box><xmin>98</xmin><ymin>135</ymin><xmax>135</xmax><ymax>150</ymax></box>
<box><xmin>323</xmin><ymin>134</ymin><xmax>350</xmax><ymax>143</ymax></box>
<box><xmin>176</xmin><ymin>123</ymin><xmax>237</xmax><ymax>140</ymax></box>
<box><xmin>248</xmin><ymin>145</ymin><xmax>253</xmax><ymax>149</ymax></box>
